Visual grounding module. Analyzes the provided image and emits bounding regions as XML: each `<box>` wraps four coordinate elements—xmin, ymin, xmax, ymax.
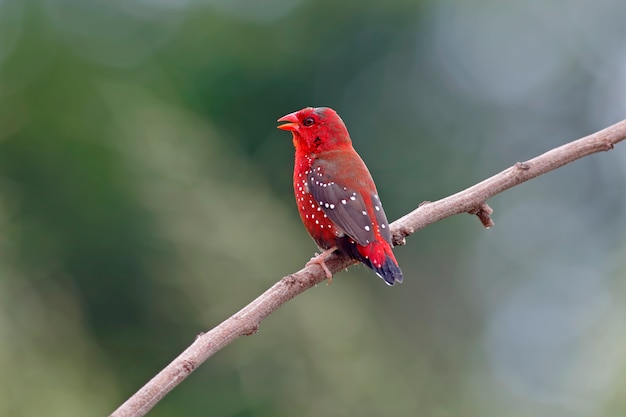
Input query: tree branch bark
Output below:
<box><xmin>110</xmin><ymin>118</ymin><xmax>626</xmax><ymax>417</ymax></box>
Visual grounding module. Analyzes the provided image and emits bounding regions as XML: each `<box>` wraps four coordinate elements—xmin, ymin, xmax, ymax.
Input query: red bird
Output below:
<box><xmin>277</xmin><ymin>107</ymin><xmax>403</xmax><ymax>285</ymax></box>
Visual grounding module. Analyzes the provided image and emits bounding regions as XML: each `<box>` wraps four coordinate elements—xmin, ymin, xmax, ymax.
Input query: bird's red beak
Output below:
<box><xmin>277</xmin><ymin>112</ymin><xmax>299</xmax><ymax>131</ymax></box>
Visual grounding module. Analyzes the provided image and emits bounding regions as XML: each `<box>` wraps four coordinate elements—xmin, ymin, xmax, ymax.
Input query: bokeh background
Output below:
<box><xmin>1</xmin><ymin>0</ymin><xmax>626</xmax><ymax>416</ymax></box>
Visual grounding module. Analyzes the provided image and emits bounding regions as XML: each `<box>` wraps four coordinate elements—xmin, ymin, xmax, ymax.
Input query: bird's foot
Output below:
<box><xmin>306</xmin><ymin>247</ymin><xmax>337</xmax><ymax>284</ymax></box>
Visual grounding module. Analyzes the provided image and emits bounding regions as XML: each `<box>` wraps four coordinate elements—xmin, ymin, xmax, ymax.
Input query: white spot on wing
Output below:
<box><xmin>364</xmin><ymin>225</ymin><xmax>370</xmax><ymax>231</ymax></box>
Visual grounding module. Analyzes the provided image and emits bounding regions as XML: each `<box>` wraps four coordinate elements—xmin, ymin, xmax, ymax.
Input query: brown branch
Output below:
<box><xmin>110</xmin><ymin>118</ymin><xmax>626</xmax><ymax>417</ymax></box>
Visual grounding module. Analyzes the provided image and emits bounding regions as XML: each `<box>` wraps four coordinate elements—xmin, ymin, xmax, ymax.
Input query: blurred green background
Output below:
<box><xmin>1</xmin><ymin>0</ymin><xmax>626</xmax><ymax>416</ymax></box>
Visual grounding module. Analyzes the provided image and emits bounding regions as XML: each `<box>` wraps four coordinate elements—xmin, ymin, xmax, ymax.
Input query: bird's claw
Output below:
<box><xmin>307</xmin><ymin>256</ymin><xmax>333</xmax><ymax>283</ymax></box>
<box><xmin>306</xmin><ymin>247</ymin><xmax>337</xmax><ymax>284</ymax></box>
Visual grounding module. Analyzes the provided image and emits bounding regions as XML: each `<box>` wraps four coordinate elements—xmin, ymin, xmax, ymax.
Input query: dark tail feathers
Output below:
<box><xmin>369</xmin><ymin>255</ymin><xmax>403</xmax><ymax>286</ymax></box>
<box><xmin>336</xmin><ymin>238</ymin><xmax>404</xmax><ymax>285</ymax></box>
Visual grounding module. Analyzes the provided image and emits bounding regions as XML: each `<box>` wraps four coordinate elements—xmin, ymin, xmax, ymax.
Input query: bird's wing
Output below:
<box><xmin>307</xmin><ymin>165</ymin><xmax>392</xmax><ymax>246</ymax></box>
<box><xmin>371</xmin><ymin>193</ymin><xmax>392</xmax><ymax>243</ymax></box>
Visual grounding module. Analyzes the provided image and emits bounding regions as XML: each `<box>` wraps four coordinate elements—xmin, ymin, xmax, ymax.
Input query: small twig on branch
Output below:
<box><xmin>110</xmin><ymin>118</ymin><xmax>626</xmax><ymax>417</ymax></box>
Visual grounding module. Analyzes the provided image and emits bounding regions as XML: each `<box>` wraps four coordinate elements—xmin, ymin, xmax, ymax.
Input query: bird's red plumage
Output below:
<box><xmin>278</xmin><ymin>107</ymin><xmax>403</xmax><ymax>285</ymax></box>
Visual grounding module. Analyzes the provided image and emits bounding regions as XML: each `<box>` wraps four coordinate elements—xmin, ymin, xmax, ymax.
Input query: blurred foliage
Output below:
<box><xmin>1</xmin><ymin>0</ymin><xmax>626</xmax><ymax>416</ymax></box>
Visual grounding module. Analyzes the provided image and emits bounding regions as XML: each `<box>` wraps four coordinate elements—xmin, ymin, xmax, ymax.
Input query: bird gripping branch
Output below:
<box><xmin>278</xmin><ymin>107</ymin><xmax>403</xmax><ymax>285</ymax></box>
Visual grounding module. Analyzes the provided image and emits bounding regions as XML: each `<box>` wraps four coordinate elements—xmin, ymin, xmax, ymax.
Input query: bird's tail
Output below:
<box><xmin>365</xmin><ymin>254</ymin><xmax>403</xmax><ymax>286</ymax></box>
<box><xmin>355</xmin><ymin>241</ymin><xmax>403</xmax><ymax>286</ymax></box>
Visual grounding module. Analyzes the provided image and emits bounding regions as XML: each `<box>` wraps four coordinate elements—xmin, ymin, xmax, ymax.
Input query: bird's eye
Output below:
<box><xmin>302</xmin><ymin>117</ymin><xmax>315</xmax><ymax>127</ymax></box>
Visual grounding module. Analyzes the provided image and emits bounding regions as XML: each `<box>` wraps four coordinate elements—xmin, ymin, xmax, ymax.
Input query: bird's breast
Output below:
<box><xmin>293</xmin><ymin>156</ymin><xmax>343</xmax><ymax>248</ymax></box>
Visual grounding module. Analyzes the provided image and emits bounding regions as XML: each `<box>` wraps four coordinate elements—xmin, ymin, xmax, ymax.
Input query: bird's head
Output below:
<box><xmin>278</xmin><ymin>107</ymin><xmax>352</xmax><ymax>153</ymax></box>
